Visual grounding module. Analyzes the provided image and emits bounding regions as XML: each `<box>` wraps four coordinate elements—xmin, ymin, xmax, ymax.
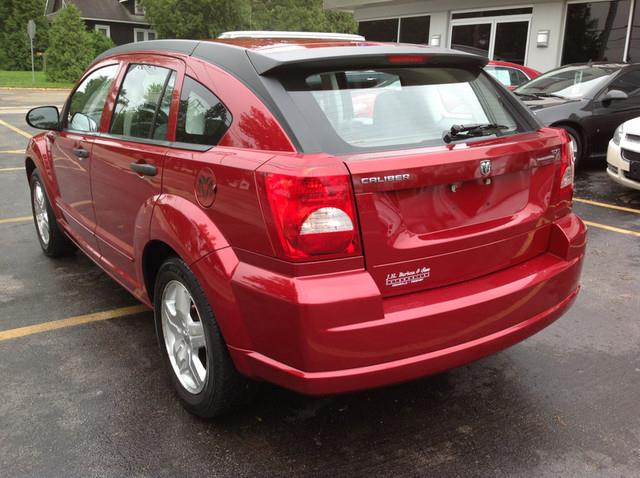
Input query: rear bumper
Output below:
<box><xmin>223</xmin><ymin>213</ymin><xmax>586</xmax><ymax>395</ymax></box>
<box><xmin>230</xmin><ymin>286</ymin><xmax>578</xmax><ymax>395</ymax></box>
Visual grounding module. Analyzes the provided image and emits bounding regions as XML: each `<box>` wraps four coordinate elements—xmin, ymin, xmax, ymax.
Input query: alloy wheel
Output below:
<box><xmin>161</xmin><ymin>280</ymin><xmax>208</xmax><ymax>394</ymax></box>
<box><xmin>32</xmin><ymin>181</ymin><xmax>50</xmax><ymax>247</ymax></box>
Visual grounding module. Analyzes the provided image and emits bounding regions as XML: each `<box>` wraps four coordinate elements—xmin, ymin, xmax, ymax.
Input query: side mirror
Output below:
<box><xmin>602</xmin><ymin>89</ymin><xmax>629</xmax><ymax>104</ymax></box>
<box><xmin>26</xmin><ymin>106</ymin><xmax>60</xmax><ymax>130</ymax></box>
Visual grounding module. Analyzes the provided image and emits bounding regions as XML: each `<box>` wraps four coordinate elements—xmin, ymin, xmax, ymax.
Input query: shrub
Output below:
<box><xmin>45</xmin><ymin>4</ymin><xmax>94</xmax><ymax>82</ymax></box>
<box><xmin>0</xmin><ymin>0</ymin><xmax>49</xmax><ymax>71</ymax></box>
<box><xmin>88</xmin><ymin>31</ymin><xmax>115</xmax><ymax>57</ymax></box>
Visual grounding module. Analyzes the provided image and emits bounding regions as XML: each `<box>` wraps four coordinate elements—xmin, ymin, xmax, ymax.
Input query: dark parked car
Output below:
<box><xmin>514</xmin><ymin>62</ymin><xmax>640</xmax><ymax>165</ymax></box>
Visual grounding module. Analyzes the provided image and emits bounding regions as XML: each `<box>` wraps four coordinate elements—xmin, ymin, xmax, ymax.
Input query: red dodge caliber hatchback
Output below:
<box><xmin>24</xmin><ymin>38</ymin><xmax>586</xmax><ymax>417</ymax></box>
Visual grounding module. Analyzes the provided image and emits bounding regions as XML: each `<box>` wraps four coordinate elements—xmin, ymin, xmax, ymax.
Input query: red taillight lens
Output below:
<box><xmin>558</xmin><ymin>131</ymin><xmax>575</xmax><ymax>200</ymax></box>
<box><xmin>258</xmin><ymin>160</ymin><xmax>360</xmax><ymax>261</ymax></box>
<box><xmin>549</xmin><ymin>128</ymin><xmax>575</xmax><ymax>211</ymax></box>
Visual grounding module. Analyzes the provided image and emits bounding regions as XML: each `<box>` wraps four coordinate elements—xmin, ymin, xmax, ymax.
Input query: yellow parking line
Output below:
<box><xmin>575</xmin><ymin>197</ymin><xmax>640</xmax><ymax>215</ymax></box>
<box><xmin>0</xmin><ymin>149</ymin><xmax>24</xmax><ymax>154</ymax></box>
<box><xmin>0</xmin><ymin>215</ymin><xmax>32</xmax><ymax>225</ymax></box>
<box><xmin>0</xmin><ymin>118</ymin><xmax>31</xmax><ymax>139</ymax></box>
<box><xmin>0</xmin><ymin>305</ymin><xmax>149</xmax><ymax>342</ymax></box>
<box><xmin>584</xmin><ymin>220</ymin><xmax>640</xmax><ymax>237</ymax></box>
<box><xmin>0</xmin><ymin>167</ymin><xmax>22</xmax><ymax>172</ymax></box>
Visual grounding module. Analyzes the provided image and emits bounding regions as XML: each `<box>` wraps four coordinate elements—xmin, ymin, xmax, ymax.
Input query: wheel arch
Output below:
<box><xmin>25</xmin><ymin>156</ymin><xmax>36</xmax><ymax>181</ymax></box>
<box><xmin>141</xmin><ymin>239</ymin><xmax>178</xmax><ymax>303</ymax></box>
<box><xmin>550</xmin><ymin>121</ymin><xmax>586</xmax><ymax>151</ymax></box>
<box><xmin>142</xmin><ymin>195</ymin><xmax>252</xmax><ymax>350</ymax></box>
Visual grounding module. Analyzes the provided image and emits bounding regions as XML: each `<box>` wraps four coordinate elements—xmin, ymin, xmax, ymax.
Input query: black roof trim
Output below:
<box><xmin>93</xmin><ymin>40</ymin><xmax>201</xmax><ymax>64</ymax></box>
<box><xmin>89</xmin><ymin>40</ymin><xmax>489</xmax><ymax>153</ymax></box>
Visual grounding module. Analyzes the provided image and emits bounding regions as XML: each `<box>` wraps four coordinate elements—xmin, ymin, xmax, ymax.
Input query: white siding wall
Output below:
<box><xmin>334</xmin><ymin>0</ymin><xmax>568</xmax><ymax>72</ymax></box>
<box><xmin>528</xmin><ymin>2</ymin><xmax>566</xmax><ymax>72</ymax></box>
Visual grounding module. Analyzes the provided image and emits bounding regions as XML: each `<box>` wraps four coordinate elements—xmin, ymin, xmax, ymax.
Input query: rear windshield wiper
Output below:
<box><xmin>443</xmin><ymin>123</ymin><xmax>509</xmax><ymax>144</ymax></box>
<box><xmin>532</xmin><ymin>92</ymin><xmax>565</xmax><ymax>99</ymax></box>
<box><xmin>514</xmin><ymin>91</ymin><xmax>563</xmax><ymax>100</ymax></box>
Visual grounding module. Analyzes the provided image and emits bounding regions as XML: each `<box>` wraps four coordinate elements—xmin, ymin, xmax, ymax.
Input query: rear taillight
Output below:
<box><xmin>554</xmin><ymin>128</ymin><xmax>575</xmax><ymax>205</ymax></box>
<box><xmin>257</xmin><ymin>158</ymin><xmax>360</xmax><ymax>261</ymax></box>
<box><xmin>560</xmin><ymin>133</ymin><xmax>575</xmax><ymax>192</ymax></box>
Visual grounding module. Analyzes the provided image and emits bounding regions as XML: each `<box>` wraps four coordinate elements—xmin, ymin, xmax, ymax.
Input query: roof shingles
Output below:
<box><xmin>47</xmin><ymin>0</ymin><xmax>149</xmax><ymax>24</ymax></box>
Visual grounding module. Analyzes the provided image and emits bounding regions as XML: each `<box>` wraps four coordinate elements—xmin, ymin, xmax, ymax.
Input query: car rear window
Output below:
<box><xmin>279</xmin><ymin>66</ymin><xmax>524</xmax><ymax>154</ymax></box>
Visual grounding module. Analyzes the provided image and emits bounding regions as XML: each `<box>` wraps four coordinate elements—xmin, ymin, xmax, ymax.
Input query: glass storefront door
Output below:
<box><xmin>494</xmin><ymin>20</ymin><xmax>529</xmax><ymax>64</ymax></box>
<box><xmin>450</xmin><ymin>12</ymin><xmax>531</xmax><ymax>65</ymax></box>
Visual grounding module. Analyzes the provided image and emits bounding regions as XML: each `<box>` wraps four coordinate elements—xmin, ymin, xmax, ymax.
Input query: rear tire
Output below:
<box><xmin>153</xmin><ymin>257</ymin><xmax>257</xmax><ymax>418</ymax></box>
<box><xmin>29</xmin><ymin>169</ymin><xmax>77</xmax><ymax>257</ymax></box>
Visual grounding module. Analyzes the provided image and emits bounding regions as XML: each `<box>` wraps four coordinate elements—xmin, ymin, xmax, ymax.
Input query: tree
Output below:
<box><xmin>249</xmin><ymin>0</ymin><xmax>356</xmax><ymax>33</ymax></box>
<box><xmin>45</xmin><ymin>4</ymin><xmax>94</xmax><ymax>82</ymax></box>
<box><xmin>0</xmin><ymin>0</ymin><xmax>50</xmax><ymax>70</ymax></box>
<box><xmin>88</xmin><ymin>31</ymin><xmax>115</xmax><ymax>57</ymax></box>
<box><xmin>140</xmin><ymin>0</ymin><xmax>356</xmax><ymax>39</ymax></box>
<box><xmin>141</xmin><ymin>0</ymin><xmax>249</xmax><ymax>39</ymax></box>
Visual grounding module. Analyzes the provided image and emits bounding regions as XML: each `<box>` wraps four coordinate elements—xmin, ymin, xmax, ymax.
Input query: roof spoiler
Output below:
<box><xmin>247</xmin><ymin>45</ymin><xmax>488</xmax><ymax>75</ymax></box>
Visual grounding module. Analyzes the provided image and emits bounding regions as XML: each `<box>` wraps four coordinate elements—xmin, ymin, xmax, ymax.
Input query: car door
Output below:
<box><xmin>589</xmin><ymin>69</ymin><xmax>640</xmax><ymax>154</ymax></box>
<box><xmin>90</xmin><ymin>56</ymin><xmax>184</xmax><ymax>290</ymax></box>
<box><xmin>51</xmin><ymin>63</ymin><xmax>120</xmax><ymax>258</ymax></box>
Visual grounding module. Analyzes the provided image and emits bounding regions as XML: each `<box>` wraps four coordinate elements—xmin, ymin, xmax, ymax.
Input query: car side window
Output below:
<box><xmin>607</xmin><ymin>70</ymin><xmax>640</xmax><ymax>97</ymax></box>
<box><xmin>510</xmin><ymin>68</ymin><xmax>528</xmax><ymax>86</ymax></box>
<box><xmin>66</xmin><ymin>64</ymin><xmax>119</xmax><ymax>133</ymax></box>
<box><xmin>176</xmin><ymin>76</ymin><xmax>232</xmax><ymax>146</ymax></box>
<box><xmin>110</xmin><ymin>64</ymin><xmax>176</xmax><ymax>140</ymax></box>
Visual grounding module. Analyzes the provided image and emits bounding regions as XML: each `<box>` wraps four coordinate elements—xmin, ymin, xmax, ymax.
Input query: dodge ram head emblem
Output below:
<box><xmin>195</xmin><ymin>168</ymin><xmax>217</xmax><ymax>208</ymax></box>
<box><xmin>480</xmin><ymin>160</ymin><xmax>492</xmax><ymax>176</ymax></box>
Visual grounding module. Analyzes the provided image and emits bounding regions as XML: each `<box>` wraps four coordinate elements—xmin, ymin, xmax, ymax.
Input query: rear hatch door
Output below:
<box><xmin>346</xmin><ymin>130</ymin><xmax>563</xmax><ymax>297</ymax></box>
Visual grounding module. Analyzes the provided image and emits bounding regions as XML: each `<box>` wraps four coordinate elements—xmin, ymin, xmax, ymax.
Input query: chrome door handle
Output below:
<box><xmin>73</xmin><ymin>147</ymin><xmax>89</xmax><ymax>159</ymax></box>
<box><xmin>129</xmin><ymin>162</ymin><xmax>157</xmax><ymax>176</ymax></box>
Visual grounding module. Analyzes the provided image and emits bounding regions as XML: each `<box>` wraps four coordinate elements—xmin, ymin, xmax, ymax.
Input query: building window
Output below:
<box><xmin>452</xmin><ymin>7</ymin><xmax>533</xmax><ymax>20</ymax></box>
<box><xmin>449</xmin><ymin>9</ymin><xmax>531</xmax><ymax>65</ymax></box>
<box><xmin>134</xmin><ymin>28</ymin><xmax>157</xmax><ymax>42</ymax></box>
<box><xmin>399</xmin><ymin>16</ymin><xmax>430</xmax><ymax>44</ymax></box>
<box><xmin>628</xmin><ymin>2</ymin><xmax>640</xmax><ymax>62</ymax></box>
<box><xmin>134</xmin><ymin>0</ymin><xmax>144</xmax><ymax>15</ymax></box>
<box><xmin>562</xmin><ymin>1</ymin><xmax>631</xmax><ymax>65</ymax></box>
<box><xmin>358</xmin><ymin>15</ymin><xmax>430</xmax><ymax>43</ymax></box>
<box><xmin>95</xmin><ymin>24</ymin><xmax>110</xmax><ymax>38</ymax></box>
<box><xmin>358</xmin><ymin>18</ymin><xmax>399</xmax><ymax>42</ymax></box>
<box><xmin>451</xmin><ymin>23</ymin><xmax>492</xmax><ymax>57</ymax></box>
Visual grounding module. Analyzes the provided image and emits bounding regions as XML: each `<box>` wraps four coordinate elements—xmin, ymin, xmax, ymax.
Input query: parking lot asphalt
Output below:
<box><xmin>0</xmin><ymin>89</ymin><xmax>639</xmax><ymax>477</ymax></box>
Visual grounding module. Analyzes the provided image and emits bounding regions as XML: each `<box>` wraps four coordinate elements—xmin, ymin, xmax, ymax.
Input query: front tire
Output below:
<box><xmin>29</xmin><ymin>170</ymin><xmax>77</xmax><ymax>257</ymax></box>
<box><xmin>153</xmin><ymin>257</ymin><xmax>256</xmax><ymax>417</ymax></box>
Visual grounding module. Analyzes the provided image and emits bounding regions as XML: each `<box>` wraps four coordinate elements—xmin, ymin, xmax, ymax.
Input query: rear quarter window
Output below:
<box><xmin>176</xmin><ymin>76</ymin><xmax>232</xmax><ymax>146</ymax></box>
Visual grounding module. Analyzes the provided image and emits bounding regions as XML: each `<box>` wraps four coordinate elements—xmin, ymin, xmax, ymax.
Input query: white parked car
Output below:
<box><xmin>607</xmin><ymin>118</ymin><xmax>640</xmax><ymax>191</ymax></box>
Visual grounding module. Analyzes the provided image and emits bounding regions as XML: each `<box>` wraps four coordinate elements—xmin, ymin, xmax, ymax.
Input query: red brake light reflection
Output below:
<box><xmin>386</xmin><ymin>54</ymin><xmax>429</xmax><ymax>64</ymax></box>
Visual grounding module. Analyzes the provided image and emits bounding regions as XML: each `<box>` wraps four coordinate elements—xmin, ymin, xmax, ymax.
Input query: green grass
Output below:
<box><xmin>0</xmin><ymin>70</ymin><xmax>73</xmax><ymax>89</ymax></box>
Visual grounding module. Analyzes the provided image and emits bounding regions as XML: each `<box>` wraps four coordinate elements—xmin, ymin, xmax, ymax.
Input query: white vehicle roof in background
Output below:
<box><xmin>218</xmin><ymin>31</ymin><xmax>365</xmax><ymax>41</ymax></box>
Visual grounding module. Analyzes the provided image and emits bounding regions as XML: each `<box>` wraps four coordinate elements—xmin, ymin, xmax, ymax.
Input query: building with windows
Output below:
<box><xmin>45</xmin><ymin>0</ymin><xmax>157</xmax><ymax>45</ymax></box>
<box><xmin>324</xmin><ymin>1</ymin><xmax>640</xmax><ymax>73</ymax></box>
